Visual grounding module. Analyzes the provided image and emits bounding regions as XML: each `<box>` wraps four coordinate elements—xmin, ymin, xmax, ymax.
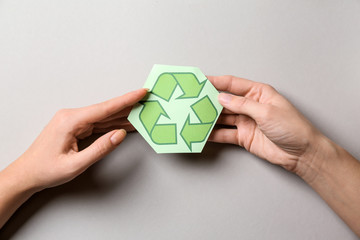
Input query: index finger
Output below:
<box><xmin>79</xmin><ymin>88</ymin><xmax>148</xmax><ymax>123</ymax></box>
<box><xmin>207</xmin><ymin>75</ymin><xmax>256</xmax><ymax>96</ymax></box>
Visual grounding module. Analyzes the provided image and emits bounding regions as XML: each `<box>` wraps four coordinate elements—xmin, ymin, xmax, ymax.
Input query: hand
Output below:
<box><xmin>208</xmin><ymin>75</ymin><xmax>324</xmax><ymax>177</ymax></box>
<box><xmin>9</xmin><ymin>88</ymin><xmax>147</xmax><ymax>191</ymax></box>
<box><xmin>208</xmin><ymin>76</ymin><xmax>360</xmax><ymax>236</ymax></box>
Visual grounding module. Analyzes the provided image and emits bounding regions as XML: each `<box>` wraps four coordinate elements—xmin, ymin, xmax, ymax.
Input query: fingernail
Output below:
<box><xmin>110</xmin><ymin>129</ymin><xmax>127</xmax><ymax>145</ymax></box>
<box><xmin>218</xmin><ymin>93</ymin><xmax>232</xmax><ymax>105</ymax></box>
<box><xmin>143</xmin><ymin>88</ymin><xmax>150</xmax><ymax>92</ymax></box>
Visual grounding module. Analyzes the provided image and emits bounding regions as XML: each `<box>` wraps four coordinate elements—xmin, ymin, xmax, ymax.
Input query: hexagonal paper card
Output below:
<box><xmin>128</xmin><ymin>64</ymin><xmax>223</xmax><ymax>153</ymax></box>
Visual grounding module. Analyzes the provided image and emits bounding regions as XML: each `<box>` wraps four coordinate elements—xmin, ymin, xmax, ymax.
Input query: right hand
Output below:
<box><xmin>208</xmin><ymin>75</ymin><xmax>327</xmax><ymax>178</ymax></box>
<box><xmin>8</xmin><ymin>88</ymin><xmax>147</xmax><ymax>192</ymax></box>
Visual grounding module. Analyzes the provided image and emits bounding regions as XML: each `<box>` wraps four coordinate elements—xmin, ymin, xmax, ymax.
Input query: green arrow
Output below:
<box><xmin>142</xmin><ymin>74</ymin><xmax>216</xmax><ymax>149</ymax></box>
<box><xmin>151</xmin><ymin>124</ymin><xmax>177</xmax><ymax>144</ymax></box>
<box><xmin>139</xmin><ymin>101</ymin><xmax>168</xmax><ymax>133</ymax></box>
<box><xmin>173</xmin><ymin>73</ymin><xmax>206</xmax><ymax>99</ymax></box>
<box><xmin>191</xmin><ymin>96</ymin><xmax>217</xmax><ymax>123</ymax></box>
<box><xmin>152</xmin><ymin>73</ymin><xmax>177</xmax><ymax>101</ymax></box>
<box><xmin>180</xmin><ymin>95</ymin><xmax>218</xmax><ymax>150</ymax></box>
<box><xmin>180</xmin><ymin>115</ymin><xmax>212</xmax><ymax>151</ymax></box>
<box><xmin>139</xmin><ymin>100</ymin><xmax>177</xmax><ymax>145</ymax></box>
<box><xmin>151</xmin><ymin>73</ymin><xmax>206</xmax><ymax>101</ymax></box>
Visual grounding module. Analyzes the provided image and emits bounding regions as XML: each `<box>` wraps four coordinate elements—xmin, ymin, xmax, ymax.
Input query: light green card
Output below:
<box><xmin>128</xmin><ymin>64</ymin><xmax>223</xmax><ymax>153</ymax></box>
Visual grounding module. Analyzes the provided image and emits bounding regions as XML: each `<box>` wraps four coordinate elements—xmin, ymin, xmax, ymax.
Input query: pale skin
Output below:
<box><xmin>207</xmin><ymin>76</ymin><xmax>360</xmax><ymax>236</ymax></box>
<box><xmin>0</xmin><ymin>88</ymin><xmax>147</xmax><ymax>228</ymax></box>
<box><xmin>0</xmin><ymin>77</ymin><xmax>359</xmax><ymax>237</ymax></box>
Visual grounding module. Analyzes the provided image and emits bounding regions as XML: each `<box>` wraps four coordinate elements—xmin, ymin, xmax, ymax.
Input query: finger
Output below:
<box><xmin>94</xmin><ymin>117</ymin><xmax>129</xmax><ymax>129</ymax></box>
<box><xmin>76</xmin><ymin>129</ymin><xmax>127</xmax><ymax>168</ymax></box>
<box><xmin>216</xmin><ymin>114</ymin><xmax>237</xmax><ymax>126</ymax></box>
<box><xmin>210</xmin><ymin>115</ymin><xmax>257</xmax><ymax>148</ymax></box>
<box><xmin>208</xmin><ymin>128</ymin><xmax>238</xmax><ymax>145</ymax></box>
<box><xmin>221</xmin><ymin>108</ymin><xmax>235</xmax><ymax>114</ymax></box>
<box><xmin>79</xmin><ymin>88</ymin><xmax>148</xmax><ymax>123</ymax></box>
<box><xmin>98</xmin><ymin>106</ymin><xmax>133</xmax><ymax>123</ymax></box>
<box><xmin>93</xmin><ymin>123</ymin><xmax>135</xmax><ymax>133</ymax></box>
<box><xmin>77</xmin><ymin>127</ymin><xmax>94</xmax><ymax>139</ymax></box>
<box><xmin>218</xmin><ymin>93</ymin><xmax>267</xmax><ymax>121</ymax></box>
<box><xmin>207</xmin><ymin>75</ymin><xmax>256</xmax><ymax>96</ymax></box>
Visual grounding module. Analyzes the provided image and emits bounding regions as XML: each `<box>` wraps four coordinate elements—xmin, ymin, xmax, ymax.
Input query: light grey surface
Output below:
<box><xmin>0</xmin><ymin>0</ymin><xmax>359</xmax><ymax>239</ymax></box>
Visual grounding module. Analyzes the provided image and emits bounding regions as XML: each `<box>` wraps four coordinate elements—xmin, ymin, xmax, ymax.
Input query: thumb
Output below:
<box><xmin>218</xmin><ymin>93</ymin><xmax>267</xmax><ymax>121</ymax></box>
<box><xmin>76</xmin><ymin>129</ymin><xmax>127</xmax><ymax>168</ymax></box>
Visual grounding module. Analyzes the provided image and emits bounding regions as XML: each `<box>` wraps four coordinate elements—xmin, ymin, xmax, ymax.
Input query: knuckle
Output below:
<box><xmin>55</xmin><ymin>108</ymin><xmax>71</xmax><ymax>120</ymax></box>
<box><xmin>56</xmin><ymin>108</ymin><xmax>70</xmax><ymax>115</ymax></box>
<box><xmin>262</xmin><ymin>83</ymin><xmax>277</xmax><ymax>93</ymax></box>
<box><xmin>53</xmin><ymin>108</ymin><xmax>77</xmax><ymax>127</ymax></box>
<box><xmin>227</xmin><ymin>75</ymin><xmax>236</xmax><ymax>91</ymax></box>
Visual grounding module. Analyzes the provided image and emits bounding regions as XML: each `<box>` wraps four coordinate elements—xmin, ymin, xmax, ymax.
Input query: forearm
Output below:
<box><xmin>297</xmin><ymin>135</ymin><xmax>360</xmax><ymax>236</ymax></box>
<box><xmin>0</xmin><ymin>159</ymin><xmax>37</xmax><ymax>229</ymax></box>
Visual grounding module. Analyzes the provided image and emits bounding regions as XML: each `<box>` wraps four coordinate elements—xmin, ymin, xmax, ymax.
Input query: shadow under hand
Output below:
<box><xmin>0</xmin><ymin>133</ymin><xmax>143</xmax><ymax>239</ymax></box>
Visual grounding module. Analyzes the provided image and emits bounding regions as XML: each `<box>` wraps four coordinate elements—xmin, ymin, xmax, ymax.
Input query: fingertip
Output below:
<box><xmin>218</xmin><ymin>92</ymin><xmax>232</xmax><ymax>106</ymax></box>
<box><xmin>129</xmin><ymin>88</ymin><xmax>148</xmax><ymax>102</ymax></box>
<box><xmin>135</xmin><ymin>88</ymin><xmax>149</xmax><ymax>96</ymax></box>
<box><xmin>110</xmin><ymin>129</ymin><xmax>127</xmax><ymax>145</ymax></box>
<box><xmin>141</xmin><ymin>88</ymin><xmax>150</xmax><ymax>97</ymax></box>
<box><xmin>206</xmin><ymin>75</ymin><xmax>217</xmax><ymax>84</ymax></box>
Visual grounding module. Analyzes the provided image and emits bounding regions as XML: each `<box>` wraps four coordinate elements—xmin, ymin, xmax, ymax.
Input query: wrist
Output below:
<box><xmin>294</xmin><ymin>132</ymin><xmax>360</xmax><ymax>236</ymax></box>
<box><xmin>2</xmin><ymin>157</ymin><xmax>40</xmax><ymax>196</ymax></box>
<box><xmin>0</xmin><ymin>159</ymin><xmax>38</xmax><ymax>228</ymax></box>
<box><xmin>294</xmin><ymin>132</ymin><xmax>340</xmax><ymax>185</ymax></box>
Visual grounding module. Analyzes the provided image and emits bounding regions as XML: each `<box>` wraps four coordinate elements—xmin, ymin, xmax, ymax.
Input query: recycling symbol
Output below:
<box><xmin>128</xmin><ymin>65</ymin><xmax>223</xmax><ymax>153</ymax></box>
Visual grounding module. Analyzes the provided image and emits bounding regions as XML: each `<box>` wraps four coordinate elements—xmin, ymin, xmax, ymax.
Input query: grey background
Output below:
<box><xmin>0</xmin><ymin>0</ymin><xmax>359</xmax><ymax>239</ymax></box>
